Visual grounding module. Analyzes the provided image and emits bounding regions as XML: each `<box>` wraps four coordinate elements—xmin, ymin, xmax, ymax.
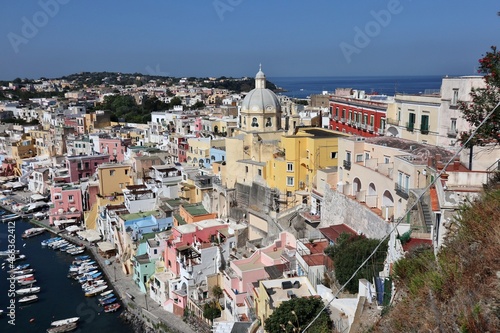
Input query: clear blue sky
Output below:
<box><xmin>0</xmin><ymin>0</ymin><xmax>499</xmax><ymax>80</ymax></box>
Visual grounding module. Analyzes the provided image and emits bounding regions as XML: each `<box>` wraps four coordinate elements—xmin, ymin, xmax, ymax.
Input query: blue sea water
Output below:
<box><xmin>0</xmin><ymin>219</ymin><xmax>133</xmax><ymax>333</ymax></box>
<box><xmin>269</xmin><ymin>75</ymin><xmax>446</xmax><ymax>99</ymax></box>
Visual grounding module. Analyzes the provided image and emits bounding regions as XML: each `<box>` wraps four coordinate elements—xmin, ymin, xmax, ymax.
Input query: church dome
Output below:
<box><xmin>241</xmin><ymin>65</ymin><xmax>281</xmax><ymax>114</ymax></box>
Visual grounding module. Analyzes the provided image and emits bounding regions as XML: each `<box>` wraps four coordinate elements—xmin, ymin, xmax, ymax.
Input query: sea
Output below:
<box><xmin>269</xmin><ymin>75</ymin><xmax>446</xmax><ymax>99</ymax></box>
<box><xmin>0</xmin><ymin>219</ymin><xmax>133</xmax><ymax>333</ymax></box>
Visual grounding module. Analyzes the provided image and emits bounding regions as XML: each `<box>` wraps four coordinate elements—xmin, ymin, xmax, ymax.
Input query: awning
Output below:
<box><xmin>77</xmin><ymin>229</ymin><xmax>101</xmax><ymax>242</ymax></box>
<box><xmin>65</xmin><ymin>225</ymin><xmax>81</xmax><ymax>233</ymax></box>
<box><xmin>11</xmin><ymin>182</ymin><xmax>25</xmax><ymax>189</ymax></box>
<box><xmin>97</xmin><ymin>241</ymin><xmax>115</xmax><ymax>253</ymax></box>
<box><xmin>54</xmin><ymin>219</ymin><xmax>77</xmax><ymax>227</ymax></box>
<box><xmin>31</xmin><ymin>194</ymin><xmax>46</xmax><ymax>201</ymax></box>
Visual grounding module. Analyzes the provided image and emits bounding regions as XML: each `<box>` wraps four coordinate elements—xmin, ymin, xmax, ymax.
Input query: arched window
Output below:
<box><xmin>251</xmin><ymin>117</ymin><xmax>258</xmax><ymax>127</ymax></box>
<box><xmin>265</xmin><ymin>117</ymin><xmax>272</xmax><ymax>127</ymax></box>
<box><xmin>211</xmin><ymin>155</ymin><xmax>216</xmax><ymax>161</ymax></box>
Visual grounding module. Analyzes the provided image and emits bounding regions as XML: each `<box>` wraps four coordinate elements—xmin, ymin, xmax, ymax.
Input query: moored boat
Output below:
<box><xmin>50</xmin><ymin>317</ymin><xmax>79</xmax><ymax>327</ymax></box>
<box><xmin>22</xmin><ymin>227</ymin><xmax>46</xmax><ymax>239</ymax></box>
<box><xmin>18</xmin><ymin>279</ymin><xmax>37</xmax><ymax>286</ymax></box>
<box><xmin>46</xmin><ymin>322</ymin><xmax>78</xmax><ymax>333</ymax></box>
<box><xmin>16</xmin><ymin>286</ymin><xmax>41</xmax><ymax>295</ymax></box>
<box><xmin>104</xmin><ymin>302</ymin><xmax>121</xmax><ymax>313</ymax></box>
<box><xmin>98</xmin><ymin>293</ymin><xmax>114</xmax><ymax>302</ymax></box>
<box><xmin>18</xmin><ymin>294</ymin><xmax>38</xmax><ymax>304</ymax></box>
<box><xmin>84</xmin><ymin>285</ymin><xmax>107</xmax><ymax>297</ymax></box>
<box><xmin>41</xmin><ymin>237</ymin><xmax>62</xmax><ymax>246</ymax></box>
<box><xmin>14</xmin><ymin>273</ymin><xmax>34</xmax><ymax>280</ymax></box>
<box><xmin>100</xmin><ymin>297</ymin><xmax>117</xmax><ymax>306</ymax></box>
<box><xmin>0</xmin><ymin>214</ymin><xmax>20</xmax><ymax>222</ymax></box>
<box><xmin>0</xmin><ymin>249</ymin><xmax>20</xmax><ymax>257</ymax></box>
<box><xmin>12</xmin><ymin>268</ymin><xmax>35</xmax><ymax>275</ymax></box>
<box><xmin>100</xmin><ymin>289</ymin><xmax>113</xmax><ymax>297</ymax></box>
<box><xmin>7</xmin><ymin>263</ymin><xmax>30</xmax><ymax>272</ymax></box>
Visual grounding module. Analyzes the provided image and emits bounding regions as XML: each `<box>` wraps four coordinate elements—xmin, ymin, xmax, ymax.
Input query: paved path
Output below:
<box><xmin>2</xmin><ymin>190</ymin><xmax>196</xmax><ymax>333</ymax></box>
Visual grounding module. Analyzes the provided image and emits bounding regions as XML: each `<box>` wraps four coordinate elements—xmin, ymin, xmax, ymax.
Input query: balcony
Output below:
<box><xmin>394</xmin><ymin>183</ymin><xmax>409</xmax><ymax>199</ymax></box>
<box><xmin>360</xmin><ymin>123</ymin><xmax>367</xmax><ymax>130</ymax></box>
<box><xmin>406</xmin><ymin>122</ymin><xmax>414</xmax><ymax>132</ymax></box>
<box><xmin>367</xmin><ymin>125</ymin><xmax>374</xmax><ymax>132</ymax></box>
<box><xmin>343</xmin><ymin>160</ymin><xmax>351</xmax><ymax>170</ymax></box>
<box><xmin>447</xmin><ymin>127</ymin><xmax>458</xmax><ymax>138</ymax></box>
<box><xmin>377</xmin><ymin>128</ymin><xmax>385</xmax><ymax>135</ymax></box>
<box><xmin>420</xmin><ymin>124</ymin><xmax>429</xmax><ymax>135</ymax></box>
<box><xmin>340</xmin><ymin>118</ymin><xmax>346</xmax><ymax>124</ymax></box>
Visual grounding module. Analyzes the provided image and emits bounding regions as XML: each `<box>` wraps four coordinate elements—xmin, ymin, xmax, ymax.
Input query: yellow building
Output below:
<box><xmin>186</xmin><ymin>138</ymin><xmax>225</xmax><ymax>167</ymax></box>
<box><xmin>11</xmin><ymin>134</ymin><xmax>37</xmax><ymax>162</ymax></box>
<box><xmin>97</xmin><ymin>163</ymin><xmax>134</xmax><ymax>197</ymax></box>
<box><xmin>29</xmin><ymin>129</ymin><xmax>54</xmax><ymax>157</ymax></box>
<box><xmin>266</xmin><ymin>128</ymin><xmax>349</xmax><ymax>195</ymax></box>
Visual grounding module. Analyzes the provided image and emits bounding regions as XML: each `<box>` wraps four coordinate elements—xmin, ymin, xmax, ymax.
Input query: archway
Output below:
<box><xmin>386</xmin><ymin>126</ymin><xmax>400</xmax><ymax>137</ymax></box>
<box><xmin>368</xmin><ymin>183</ymin><xmax>377</xmax><ymax>195</ymax></box>
<box><xmin>353</xmin><ymin>177</ymin><xmax>362</xmax><ymax>194</ymax></box>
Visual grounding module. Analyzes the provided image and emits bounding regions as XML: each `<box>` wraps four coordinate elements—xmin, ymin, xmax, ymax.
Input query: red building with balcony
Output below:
<box><xmin>329</xmin><ymin>96</ymin><xmax>388</xmax><ymax>137</ymax></box>
<box><xmin>66</xmin><ymin>154</ymin><xmax>110</xmax><ymax>182</ymax></box>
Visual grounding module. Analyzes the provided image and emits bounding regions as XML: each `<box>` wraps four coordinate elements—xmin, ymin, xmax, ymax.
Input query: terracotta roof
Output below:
<box><xmin>402</xmin><ymin>238</ymin><xmax>432</xmax><ymax>252</ymax></box>
<box><xmin>430</xmin><ymin>187</ymin><xmax>440</xmax><ymax>211</ymax></box>
<box><xmin>319</xmin><ymin>224</ymin><xmax>357</xmax><ymax>242</ymax></box>
<box><xmin>304</xmin><ymin>240</ymin><xmax>329</xmax><ymax>254</ymax></box>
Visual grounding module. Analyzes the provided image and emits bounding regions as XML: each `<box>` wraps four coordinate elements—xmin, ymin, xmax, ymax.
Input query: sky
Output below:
<box><xmin>0</xmin><ymin>0</ymin><xmax>499</xmax><ymax>80</ymax></box>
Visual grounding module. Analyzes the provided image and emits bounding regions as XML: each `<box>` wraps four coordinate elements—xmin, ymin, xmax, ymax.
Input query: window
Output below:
<box><xmin>365</xmin><ymin>152</ymin><xmax>370</xmax><ymax>161</ymax></box>
<box><xmin>125</xmin><ymin>169</ymin><xmax>129</xmax><ymax>175</ymax></box>
<box><xmin>265</xmin><ymin>117</ymin><xmax>272</xmax><ymax>127</ymax></box>
<box><xmin>287</xmin><ymin>162</ymin><xmax>293</xmax><ymax>172</ymax></box>
<box><xmin>251</xmin><ymin>117</ymin><xmax>258</xmax><ymax>127</ymax></box>
<box><xmin>356</xmin><ymin>154</ymin><xmax>363</xmax><ymax>162</ymax></box>
<box><xmin>407</xmin><ymin>113</ymin><xmax>415</xmax><ymax>131</ymax></box>
<box><xmin>370</xmin><ymin>115</ymin><xmax>374</xmax><ymax>126</ymax></box>
<box><xmin>341</xmin><ymin>109</ymin><xmax>346</xmax><ymax>120</ymax></box>
<box><xmin>346</xmin><ymin>151</ymin><xmax>351</xmax><ymax>162</ymax></box>
<box><xmin>245</xmin><ymin>166</ymin><xmax>248</xmax><ymax>173</ymax></box>
<box><xmin>110</xmin><ymin>170</ymin><xmax>115</xmax><ymax>176</ymax></box>
<box><xmin>384</xmin><ymin>156</ymin><xmax>390</xmax><ymax>164</ymax></box>
<box><xmin>420</xmin><ymin>115</ymin><xmax>429</xmax><ymax>134</ymax></box>
<box><xmin>287</xmin><ymin>191</ymin><xmax>293</xmax><ymax>197</ymax></box>
<box><xmin>286</xmin><ymin>176</ymin><xmax>294</xmax><ymax>186</ymax></box>
<box><xmin>330</xmin><ymin>152</ymin><xmax>338</xmax><ymax>159</ymax></box>
<box><xmin>68</xmin><ymin>195</ymin><xmax>74</xmax><ymax>202</ymax></box>
<box><xmin>450</xmin><ymin>118</ymin><xmax>457</xmax><ymax>133</ymax></box>
<box><xmin>380</xmin><ymin>118</ymin><xmax>386</xmax><ymax>131</ymax></box>
<box><xmin>451</xmin><ymin>89</ymin><xmax>459</xmax><ymax>105</ymax></box>
<box><xmin>335</xmin><ymin>107</ymin><xmax>339</xmax><ymax>118</ymax></box>
<box><xmin>306</xmin><ymin>149</ymin><xmax>310</xmax><ymax>159</ymax></box>
<box><xmin>258</xmin><ymin>169</ymin><xmax>262</xmax><ymax>176</ymax></box>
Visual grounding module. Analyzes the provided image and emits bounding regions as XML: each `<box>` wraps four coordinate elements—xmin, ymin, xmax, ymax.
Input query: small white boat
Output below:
<box><xmin>100</xmin><ymin>290</ymin><xmax>113</xmax><ymax>297</ymax></box>
<box><xmin>16</xmin><ymin>286</ymin><xmax>40</xmax><ymax>295</ymax></box>
<box><xmin>22</xmin><ymin>227</ymin><xmax>45</xmax><ymax>239</ymax></box>
<box><xmin>47</xmin><ymin>322</ymin><xmax>78</xmax><ymax>333</ymax></box>
<box><xmin>0</xmin><ymin>249</ymin><xmax>20</xmax><ymax>257</ymax></box>
<box><xmin>85</xmin><ymin>285</ymin><xmax>107</xmax><ymax>297</ymax></box>
<box><xmin>50</xmin><ymin>317</ymin><xmax>80</xmax><ymax>327</ymax></box>
<box><xmin>18</xmin><ymin>294</ymin><xmax>38</xmax><ymax>304</ymax></box>
<box><xmin>14</xmin><ymin>273</ymin><xmax>33</xmax><ymax>280</ymax></box>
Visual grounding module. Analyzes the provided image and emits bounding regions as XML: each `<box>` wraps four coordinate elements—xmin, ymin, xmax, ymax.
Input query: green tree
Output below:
<box><xmin>459</xmin><ymin>46</ymin><xmax>500</xmax><ymax>146</ymax></box>
<box><xmin>203</xmin><ymin>300</ymin><xmax>221</xmax><ymax>324</ymax></box>
<box><xmin>325</xmin><ymin>234</ymin><xmax>388</xmax><ymax>294</ymax></box>
<box><xmin>169</xmin><ymin>96</ymin><xmax>182</xmax><ymax>106</ymax></box>
<box><xmin>264</xmin><ymin>296</ymin><xmax>332</xmax><ymax>333</ymax></box>
<box><xmin>212</xmin><ymin>285</ymin><xmax>223</xmax><ymax>300</ymax></box>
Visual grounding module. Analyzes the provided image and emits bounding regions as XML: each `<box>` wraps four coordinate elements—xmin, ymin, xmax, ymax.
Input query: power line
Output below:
<box><xmin>302</xmin><ymin>100</ymin><xmax>500</xmax><ymax>332</ymax></box>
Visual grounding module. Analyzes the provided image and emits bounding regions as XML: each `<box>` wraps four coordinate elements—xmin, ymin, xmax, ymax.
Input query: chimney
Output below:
<box><xmin>453</xmin><ymin>160</ymin><xmax>460</xmax><ymax>171</ymax></box>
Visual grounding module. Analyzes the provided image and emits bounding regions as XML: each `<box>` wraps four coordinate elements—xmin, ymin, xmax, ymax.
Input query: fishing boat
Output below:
<box><xmin>18</xmin><ymin>294</ymin><xmax>38</xmax><ymax>304</ymax></box>
<box><xmin>100</xmin><ymin>297</ymin><xmax>117</xmax><ymax>306</ymax></box>
<box><xmin>73</xmin><ymin>255</ymin><xmax>90</xmax><ymax>261</ymax></box>
<box><xmin>81</xmin><ymin>280</ymin><xmax>105</xmax><ymax>290</ymax></box>
<box><xmin>0</xmin><ymin>249</ymin><xmax>20</xmax><ymax>257</ymax></box>
<box><xmin>16</xmin><ymin>286</ymin><xmax>41</xmax><ymax>295</ymax></box>
<box><xmin>8</xmin><ymin>254</ymin><xmax>27</xmax><ymax>262</ymax></box>
<box><xmin>50</xmin><ymin>317</ymin><xmax>79</xmax><ymax>327</ymax></box>
<box><xmin>22</xmin><ymin>227</ymin><xmax>46</xmax><ymax>239</ymax></box>
<box><xmin>41</xmin><ymin>237</ymin><xmax>62</xmax><ymax>246</ymax></box>
<box><xmin>0</xmin><ymin>214</ymin><xmax>20</xmax><ymax>223</ymax></box>
<box><xmin>7</xmin><ymin>263</ymin><xmax>30</xmax><ymax>272</ymax></box>
<box><xmin>84</xmin><ymin>285</ymin><xmax>107</xmax><ymax>297</ymax></box>
<box><xmin>100</xmin><ymin>290</ymin><xmax>113</xmax><ymax>297</ymax></box>
<box><xmin>17</xmin><ymin>276</ymin><xmax>35</xmax><ymax>284</ymax></box>
<box><xmin>18</xmin><ymin>279</ymin><xmax>37</xmax><ymax>286</ymax></box>
<box><xmin>12</xmin><ymin>268</ymin><xmax>35</xmax><ymax>275</ymax></box>
<box><xmin>14</xmin><ymin>273</ymin><xmax>34</xmax><ymax>280</ymax></box>
<box><xmin>98</xmin><ymin>293</ymin><xmax>114</xmax><ymax>302</ymax></box>
<box><xmin>46</xmin><ymin>322</ymin><xmax>78</xmax><ymax>333</ymax></box>
<box><xmin>104</xmin><ymin>303</ymin><xmax>121</xmax><ymax>313</ymax></box>
<box><xmin>69</xmin><ymin>249</ymin><xmax>85</xmax><ymax>255</ymax></box>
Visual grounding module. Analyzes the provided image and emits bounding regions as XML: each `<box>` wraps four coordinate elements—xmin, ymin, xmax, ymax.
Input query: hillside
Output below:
<box><xmin>371</xmin><ymin>189</ymin><xmax>500</xmax><ymax>332</ymax></box>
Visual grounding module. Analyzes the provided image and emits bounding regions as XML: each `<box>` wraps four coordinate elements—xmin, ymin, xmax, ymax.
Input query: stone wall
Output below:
<box><xmin>321</xmin><ymin>186</ymin><xmax>392</xmax><ymax>239</ymax></box>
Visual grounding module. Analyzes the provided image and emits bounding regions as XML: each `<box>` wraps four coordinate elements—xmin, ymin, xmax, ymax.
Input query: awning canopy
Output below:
<box><xmin>30</xmin><ymin>194</ymin><xmax>46</xmax><ymax>201</ymax></box>
<box><xmin>77</xmin><ymin>229</ymin><xmax>101</xmax><ymax>243</ymax></box>
<box><xmin>97</xmin><ymin>241</ymin><xmax>115</xmax><ymax>253</ymax></box>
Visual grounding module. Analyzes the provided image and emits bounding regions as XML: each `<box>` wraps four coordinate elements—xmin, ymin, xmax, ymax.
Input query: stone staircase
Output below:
<box><xmin>421</xmin><ymin>202</ymin><xmax>433</xmax><ymax>233</ymax></box>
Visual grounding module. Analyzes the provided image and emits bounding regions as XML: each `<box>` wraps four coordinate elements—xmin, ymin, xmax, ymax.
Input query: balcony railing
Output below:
<box><xmin>447</xmin><ymin>127</ymin><xmax>458</xmax><ymax>138</ymax></box>
<box><xmin>420</xmin><ymin>124</ymin><xmax>429</xmax><ymax>135</ymax></box>
<box><xmin>394</xmin><ymin>183</ymin><xmax>409</xmax><ymax>199</ymax></box>
<box><xmin>367</xmin><ymin>125</ymin><xmax>374</xmax><ymax>132</ymax></box>
<box><xmin>406</xmin><ymin>122</ymin><xmax>414</xmax><ymax>132</ymax></box>
<box><xmin>377</xmin><ymin>128</ymin><xmax>385</xmax><ymax>135</ymax></box>
<box><xmin>360</xmin><ymin>123</ymin><xmax>367</xmax><ymax>130</ymax></box>
<box><xmin>343</xmin><ymin>160</ymin><xmax>351</xmax><ymax>170</ymax></box>
<box><xmin>340</xmin><ymin>118</ymin><xmax>346</xmax><ymax>123</ymax></box>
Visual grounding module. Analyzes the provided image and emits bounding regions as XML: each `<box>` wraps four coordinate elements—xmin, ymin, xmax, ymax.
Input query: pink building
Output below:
<box><xmin>194</xmin><ymin>118</ymin><xmax>202</xmax><ymax>136</ymax></box>
<box><xmin>49</xmin><ymin>184</ymin><xmax>84</xmax><ymax>228</ymax></box>
<box><xmin>98</xmin><ymin>137</ymin><xmax>129</xmax><ymax>162</ymax></box>
<box><xmin>222</xmin><ymin>232</ymin><xmax>297</xmax><ymax>322</ymax></box>
<box><xmin>66</xmin><ymin>154</ymin><xmax>110</xmax><ymax>182</ymax></box>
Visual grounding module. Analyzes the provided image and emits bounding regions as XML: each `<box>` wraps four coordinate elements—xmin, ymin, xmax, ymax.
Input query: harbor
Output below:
<box><xmin>0</xmin><ymin>190</ymin><xmax>196</xmax><ymax>333</ymax></box>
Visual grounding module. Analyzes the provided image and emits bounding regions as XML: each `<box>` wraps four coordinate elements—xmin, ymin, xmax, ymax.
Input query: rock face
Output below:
<box><xmin>120</xmin><ymin>311</ymin><xmax>157</xmax><ymax>333</ymax></box>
